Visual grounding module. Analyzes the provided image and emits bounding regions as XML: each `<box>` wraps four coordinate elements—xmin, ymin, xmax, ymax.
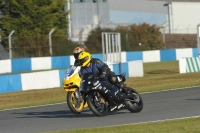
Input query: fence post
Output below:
<box><xmin>49</xmin><ymin>28</ymin><xmax>54</xmax><ymax>56</ymax></box>
<box><xmin>197</xmin><ymin>24</ymin><xmax>200</xmax><ymax>57</ymax></box>
<box><xmin>8</xmin><ymin>30</ymin><xmax>14</xmax><ymax>59</ymax></box>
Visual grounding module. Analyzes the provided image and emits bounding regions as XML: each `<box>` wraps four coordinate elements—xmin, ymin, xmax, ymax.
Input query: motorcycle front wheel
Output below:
<box><xmin>67</xmin><ymin>91</ymin><xmax>84</xmax><ymax>114</ymax></box>
<box><xmin>87</xmin><ymin>92</ymin><xmax>108</xmax><ymax>117</ymax></box>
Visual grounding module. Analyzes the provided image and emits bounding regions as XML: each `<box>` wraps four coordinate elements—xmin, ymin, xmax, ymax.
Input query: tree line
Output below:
<box><xmin>0</xmin><ymin>0</ymin><xmax>164</xmax><ymax>58</ymax></box>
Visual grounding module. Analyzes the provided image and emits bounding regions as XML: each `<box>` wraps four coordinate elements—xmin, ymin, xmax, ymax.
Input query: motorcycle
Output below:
<box><xmin>62</xmin><ymin>65</ymin><xmax>88</xmax><ymax>114</ymax></box>
<box><xmin>79</xmin><ymin>72</ymin><xmax>143</xmax><ymax>117</ymax></box>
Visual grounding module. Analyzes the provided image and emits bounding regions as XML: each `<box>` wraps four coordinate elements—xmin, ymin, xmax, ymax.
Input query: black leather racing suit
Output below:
<box><xmin>79</xmin><ymin>58</ymin><xmax>121</xmax><ymax>94</ymax></box>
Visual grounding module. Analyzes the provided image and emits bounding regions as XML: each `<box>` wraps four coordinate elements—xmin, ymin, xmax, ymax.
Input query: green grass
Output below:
<box><xmin>1</xmin><ymin>60</ymin><xmax>200</xmax><ymax>133</ymax></box>
<box><xmin>126</xmin><ymin>61</ymin><xmax>200</xmax><ymax>92</ymax></box>
<box><xmin>44</xmin><ymin>117</ymin><xmax>200</xmax><ymax>133</ymax></box>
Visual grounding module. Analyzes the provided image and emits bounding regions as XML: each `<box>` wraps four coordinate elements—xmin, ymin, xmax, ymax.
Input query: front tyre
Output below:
<box><xmin>67</xmin><ymin>91</ymin><xmax>84</xmax><ymax>114</ymax></box>
<box><xmin>126</xmin><ymin>88</ymin><xmax>143</xmax><ymax>113</ymax></box>
<box><xmin>87</xmin><ymin>92</ymin><xmax>108</xmax><ymax>117</ymax></box>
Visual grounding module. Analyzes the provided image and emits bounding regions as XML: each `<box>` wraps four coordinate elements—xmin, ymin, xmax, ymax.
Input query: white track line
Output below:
<box><xmin>100</xmin><ymin>115</ymin><xmax>200</xmax><ymax>128</ymax></box>
<box><xmin>141</xmin><ymin>85</ymin><xmax>200</xmax><ymax>94</ymax></box>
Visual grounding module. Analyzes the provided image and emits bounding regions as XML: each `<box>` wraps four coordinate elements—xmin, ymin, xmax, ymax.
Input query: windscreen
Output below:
<box><xmin>65</xmin><ymin>65</ymin><xmax>77</xmax><ymax>76</ymax></box>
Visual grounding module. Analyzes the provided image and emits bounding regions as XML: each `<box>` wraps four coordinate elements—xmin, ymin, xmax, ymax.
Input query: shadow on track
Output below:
<box><xmin>185</xmin><ymin>98</ymin><xmax>200</xmax><ymax>101</ymax></box>
<box><xmin>12</xmin><ymin>109</ymin><xmax>95</xmax><ymax>118</ymax></box>
<box><xmin>12</xmin><ymin>109</ymin><xmax>129</xmax><ymax>119</ymax></box>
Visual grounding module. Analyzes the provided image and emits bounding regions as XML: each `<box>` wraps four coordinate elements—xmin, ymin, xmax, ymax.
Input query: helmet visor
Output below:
<box><xmin>74</xmin><ymin>53</ymin><xmax>79</xmax><ymax>59</ymax></box>
<box><xmin>79</xmin><ymin>56</ymin><xmax>89</xmax><ymax>66</ymax></box>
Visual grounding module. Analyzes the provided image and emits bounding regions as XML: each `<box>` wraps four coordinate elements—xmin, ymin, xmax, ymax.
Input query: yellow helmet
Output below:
<box><xmin>78</xmin><ymin>52</ymin><xmax>92</xmax><ymax>67</ymax></box>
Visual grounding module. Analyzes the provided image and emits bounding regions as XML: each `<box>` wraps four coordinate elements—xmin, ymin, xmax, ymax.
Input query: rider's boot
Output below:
<box><xmin>116</xmin><ymin>81</ymin><xmax>132</xmax><ymax>94</ymax></box>
<box><xmin>123</xmin><ymin>87</ymin><xmax>132</xmax><ymax>94</ymax></box>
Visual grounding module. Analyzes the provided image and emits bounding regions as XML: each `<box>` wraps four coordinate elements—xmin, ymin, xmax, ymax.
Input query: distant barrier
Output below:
<box><xmin>0</xmin><ymin>56</ymin><xmax>73</xmax><ymax>74</ymax></box>
<box><xmin>0</xmin><ymin>47</ymin><xmax>199</xmax><ymax>94</ymax></box>
<box><xmin>0</xmin><ymin>48</ymin><xmax>198</xmax><ymax>74</ymax></box>
<box><xmin>179</xmin><ymin>57</ymin><xmax>200</xmax><ymax>73</ymax></box>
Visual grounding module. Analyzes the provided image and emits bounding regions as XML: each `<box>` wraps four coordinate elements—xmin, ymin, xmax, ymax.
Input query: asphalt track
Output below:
<box><xmin>1</xmin><ymin>86</ymin><xmax>200</xmax><ymax>133</ymax></box>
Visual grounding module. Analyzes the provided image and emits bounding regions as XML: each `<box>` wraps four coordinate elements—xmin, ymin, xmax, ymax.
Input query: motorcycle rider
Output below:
<box><xmin>78</xmin><ymin>51</ymin><xmax>131</xmax><ymax>102</ymax></box>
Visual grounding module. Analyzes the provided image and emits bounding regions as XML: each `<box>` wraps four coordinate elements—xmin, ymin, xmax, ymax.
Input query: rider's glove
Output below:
<box><xmin>99</xmin><ymin>71</ymin><xmax>107</xmax><ymax>79</ymax></box>
<box><xmin>99</xmin><ymin>74</ymin><xmax>105</xmax><ymax>79</ymax></box>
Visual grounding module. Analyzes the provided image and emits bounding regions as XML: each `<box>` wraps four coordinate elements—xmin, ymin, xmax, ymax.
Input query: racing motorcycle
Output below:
<box><xmin>79</xmin><ymin>72</ymin><xmax>143</xmax><ymax>117</ymax></box>
<box><xmin>62</xmin><ymin>65</ymin><xmax>88</xmax><ymax>114</ymax></box>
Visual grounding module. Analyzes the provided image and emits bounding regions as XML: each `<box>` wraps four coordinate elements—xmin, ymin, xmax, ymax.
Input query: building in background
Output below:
<box><xmin>66</xmin><ymin>0</ymin><xmax>110</xmax><ymax>43</ymax></box>
<box><xmin>108</xmin><ymin>0</ymin><xmax>167</xmax><ymax>26</ymax></box>
<box><xmin>67</xmin><ymin>0</ymin><xmax>200</xmax><ymax>42</ymax></box>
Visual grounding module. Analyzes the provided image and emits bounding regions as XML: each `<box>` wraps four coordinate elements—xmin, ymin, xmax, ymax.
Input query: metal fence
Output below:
<box><xmin>163</xmin><ymin>34</ymin><xmax>197</xmax><ymax>49</ymax></box>
<box><xmin>0</xmin><ymin>34</ymin><xmax>78</xmax><ymax>59</ymax></box>
<box><xmin>159</xmin><ymin>27</ymin><xmax>197</xmax><ymax>49</ymax></box>
<box><xmin>0</xmin><ymin>28</ymin><xmax>198</xmax><ymax>60</ymax></box>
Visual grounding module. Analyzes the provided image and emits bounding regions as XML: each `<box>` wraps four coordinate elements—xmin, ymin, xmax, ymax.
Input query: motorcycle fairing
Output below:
<box><xmin>63</xmin><ymin>65</ymin><xmax>81</xmax><ymax>92</ymax></box>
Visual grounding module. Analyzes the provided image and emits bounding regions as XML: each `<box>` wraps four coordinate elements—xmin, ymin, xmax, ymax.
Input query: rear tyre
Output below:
<box><xmin>126</xmin><ymin>88</ymin><xmax>143</xmax><ymax>113</ymax></box>
<box><xmin>87</xmin><ymin>92</ymin><xmax>108</xmax><ymax>117</ymax></box>
<box><xmin>67</xmin><ymin>91</ymin><xmax>84</xmax><ymax>114</ymax></box>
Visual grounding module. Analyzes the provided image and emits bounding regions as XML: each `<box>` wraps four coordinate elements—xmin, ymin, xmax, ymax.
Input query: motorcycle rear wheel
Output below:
<box><xmin>67</xmin><ymin>91</ymin><xmax>84</xmax><ymax>114</ymax></box>
<box><xmin>126</xmin><ymin>88</ymin><xmax>143</xmax><ymax>113</ymax></box>
<box><xmin>87</xmin><ymin>92</ymin><xmax>108</xmax><ymax>117</ymax></box>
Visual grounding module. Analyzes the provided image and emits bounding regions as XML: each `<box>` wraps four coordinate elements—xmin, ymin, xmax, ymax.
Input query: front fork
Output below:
<box><xmin>74</xmin><ymin>89</ymin><xmax>83</xmax><ymax>102</ymax></box>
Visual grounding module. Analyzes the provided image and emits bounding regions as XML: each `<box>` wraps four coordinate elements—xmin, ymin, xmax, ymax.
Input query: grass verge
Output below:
<box><xmin>44</xmin><ymin>117</ymin><xmax>200</xmax><ymax>133</ymax></box>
